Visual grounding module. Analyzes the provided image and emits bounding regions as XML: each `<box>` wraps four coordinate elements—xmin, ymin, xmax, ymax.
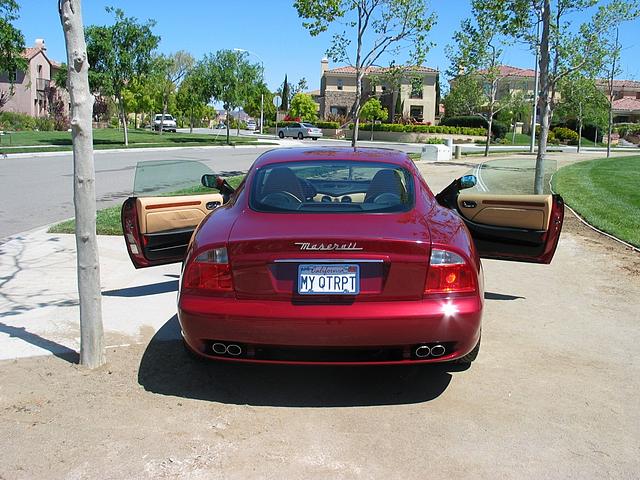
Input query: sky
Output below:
<box><xmin>13</xmin><ymin>0</ymin><xmax>640</xmax><ymax>92</ymax></box>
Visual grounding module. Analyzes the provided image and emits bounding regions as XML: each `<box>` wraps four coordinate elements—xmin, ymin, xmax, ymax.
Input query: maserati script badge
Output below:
<box><xmin>294</xmin><ymin>242</ymin><xmax>363</xmax><ymax>251</ymax></box>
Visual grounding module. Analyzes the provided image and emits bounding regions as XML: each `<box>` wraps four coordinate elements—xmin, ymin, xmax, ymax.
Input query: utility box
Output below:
<box><xmin>420</xmin><ymin>144</ymin><xmax>451</xmax><ymax>162</ymax></box>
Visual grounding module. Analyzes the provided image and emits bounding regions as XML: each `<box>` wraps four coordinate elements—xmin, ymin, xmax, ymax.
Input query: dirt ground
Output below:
<box><xmin>1</xmin><ymin>159</ymin><xmax>639</xmax><ymax>480</ymax></box>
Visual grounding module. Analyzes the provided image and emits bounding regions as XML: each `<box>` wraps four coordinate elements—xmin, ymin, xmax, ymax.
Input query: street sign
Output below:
<box><xmin>273</xmin><ymin>95</ymin><xmax>282</xmax><ymax>108</ymax></box>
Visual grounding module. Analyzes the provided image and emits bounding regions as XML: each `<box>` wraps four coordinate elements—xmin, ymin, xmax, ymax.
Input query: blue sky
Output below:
<box><xmin>14</xmin><ymin>0</ymin><xmax>640</xmax><ymax>91</ymax></box>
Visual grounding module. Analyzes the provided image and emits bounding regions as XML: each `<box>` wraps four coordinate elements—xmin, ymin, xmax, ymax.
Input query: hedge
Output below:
<box><xmin>272</xmin><ymin>120</ymin><xmax>340</xmax><ymax>129</ymax></box>
<box><xmin>441</xmin><ymin>115</ymin><xmax>507</xmax><ymax>139</ymax></box>
<box><xmin>357</xmin><ymin>123</ymin><xmax>486</xmax><ymax>136</ymax></box>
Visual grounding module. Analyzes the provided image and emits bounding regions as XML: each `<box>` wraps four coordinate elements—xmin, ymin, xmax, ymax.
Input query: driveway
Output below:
<box><xmin>0</xmin><ymin>158</ymin><xmax>638</xmax><ymax>479</ymax></box>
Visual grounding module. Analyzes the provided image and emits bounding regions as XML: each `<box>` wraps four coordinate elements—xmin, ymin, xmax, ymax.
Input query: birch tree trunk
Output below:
<box><xmin>351</xmin><ymin>70</ymin><xmax>363</xmax><ymax>147</ymax></box>
<box><xmin>59</xmin><ymin>0</ymin><xmax>105</xmax><ymax>368</ymax></box>
<box><xmin>606</xmin><ymin>29</ymin><xmax>618</xmax><ymax>159</ymax></box>
<box><xmin>534</xmin><ymin>0</ymin><xmax>551</xmax><ymax>195</ymax></box>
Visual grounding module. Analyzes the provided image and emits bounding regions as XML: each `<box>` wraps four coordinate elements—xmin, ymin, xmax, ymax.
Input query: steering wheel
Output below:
<box><xmin>372</xmin><ymin>193</ymin><xmax>402</xmax><ymax>205</ymax></box>
<box><xmin>260</xmin><ymin>191</ymin><xmax>303</xmax><ymax>207</ymax></box>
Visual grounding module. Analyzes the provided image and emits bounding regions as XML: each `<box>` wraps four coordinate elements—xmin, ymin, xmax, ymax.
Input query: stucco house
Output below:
<box><xmin>469</xmin><ymin>65</ymin><xmax>640</xmax><ymax>123</ymax></box>
<box><xmin>0</xmin><ymin>39</ymin><xmax>68</xmax><ymax>118</ymax></box>
<box><xmin>318</xmin><ymin>58</ymin><xmax>439</xmax><ymax>124</ymax></box>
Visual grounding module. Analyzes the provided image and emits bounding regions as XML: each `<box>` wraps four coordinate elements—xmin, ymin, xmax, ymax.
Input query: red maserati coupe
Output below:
<box><xmin>121</xmin><ymin>147</ymin><xmax>564</xmax><ymax>366</ymax></box>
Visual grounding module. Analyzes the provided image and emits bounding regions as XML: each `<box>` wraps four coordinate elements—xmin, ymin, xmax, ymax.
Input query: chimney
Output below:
<box><xmin>321</xmin><ymin>57</ymin><xmax>329</xmax><ymax>77</ymax></box>
<box><xmin>34</xmin><ymin>39</ymin><xmax>46</xmax><ymax>51</ymax></box>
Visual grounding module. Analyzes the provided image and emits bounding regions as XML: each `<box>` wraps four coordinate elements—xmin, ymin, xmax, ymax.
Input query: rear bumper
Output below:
<box><xmin>178</xmin><ymin>294</ymin><xmax>482</xmax><ymax>365</ymax></box>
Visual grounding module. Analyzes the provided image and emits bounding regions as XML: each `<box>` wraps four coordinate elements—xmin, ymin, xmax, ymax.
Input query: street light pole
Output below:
<box><xmin>234</xmin><ymin>48</ymin><xmax>265</xmax><ymax>134</ymax></box>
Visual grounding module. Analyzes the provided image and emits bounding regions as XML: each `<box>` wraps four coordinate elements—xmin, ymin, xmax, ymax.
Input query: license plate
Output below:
<box><xmin>298</xmin><ymin>264</ymin><xmax>359</xmax><ymax>295</ymax></box>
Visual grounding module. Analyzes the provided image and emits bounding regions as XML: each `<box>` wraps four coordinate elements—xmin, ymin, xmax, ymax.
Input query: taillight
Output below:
<box><xmin>424</xmin><ymin>249</ymin><xmax>476</xmax><ymax>294</ymax></box>
<box><xmin>183</xmin><ymin>246</ymin><xmax>233</xmax><ymax>293</ymax></box>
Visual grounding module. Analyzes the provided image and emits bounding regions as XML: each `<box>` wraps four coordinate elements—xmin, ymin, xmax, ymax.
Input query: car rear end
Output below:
<box><xmin>302</xmin><ymin>123</ymin><xmax>323</xmax><ymax>139</ymax></box>
<box><xmin>178</xmin><ymin>152</ymin><xmax>482</xmax><ymax>365</ymax></box>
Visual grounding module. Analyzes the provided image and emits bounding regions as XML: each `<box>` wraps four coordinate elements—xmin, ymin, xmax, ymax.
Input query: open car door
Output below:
<box><xmin>121</xmin><ymin>160</ymin><xmax>224</xmax><ymax>268</ymax></box>
<box><xmin>436</xmin><ymin>171</ymin><xmax>564</xmax><ymax>264</ymax></box>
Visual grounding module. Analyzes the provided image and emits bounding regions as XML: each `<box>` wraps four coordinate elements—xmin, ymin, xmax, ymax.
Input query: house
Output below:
<box><xmin>318</xmin><ymin>58</ymin><xmax>439</xmax><ymax>124</ymax></box>
<box><xmin>0</xmin><ymin>39</ymin><xmax>68</xmax><ymax>118</ymax></box>
<box><xmin>466</xmin><ymin>65</ymin><xmax>640</xmax><ymax>123</ymax></box>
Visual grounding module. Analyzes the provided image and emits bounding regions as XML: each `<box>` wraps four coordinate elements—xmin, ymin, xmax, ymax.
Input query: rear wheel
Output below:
<box><xmin>278</xmin><ymin>131</ymin><xmax>284</xmax><ymax>138</ymax></box>
<box><xmin>297</xmin><ymin>132</ymin><xmax>304</xmax><ymax>140</ymax></box>
<box><xmin>312</xmin><ymin>137</ymin><xmax>318</xmax><ymax>140</ymax></box>
<box><xmin>456</xmin><ymin>335</ymin><xmax>481</xmax><ymax>364</ymax></box>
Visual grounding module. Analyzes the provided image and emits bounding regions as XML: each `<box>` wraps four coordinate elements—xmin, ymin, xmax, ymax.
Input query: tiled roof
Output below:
<box><xmin>326</xmin><ymin>65</ymin><xmax>437</xmax><ymax>75</ymax></box>
<box><xmin>612</xmin><ymin>97</ymin><xmax>640</xmax><ymax>112</ymax></box>
<box><xmin>597</xmin><ymin>79</ymin><xmax>640</xmax><ymax>89</ymax></box>
<box><xmin>21</xmin><ymin>47</ymin><xmax>41</xmax><ymax>60</ymax></box>
<box><xmin>477</xmin><ymin>65</ymin><xmax>536</xmax><ymax>78</ymax></box>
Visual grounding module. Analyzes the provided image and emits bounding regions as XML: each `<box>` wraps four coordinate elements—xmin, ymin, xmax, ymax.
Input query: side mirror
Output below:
<box><xmin>201</xmin><ymin>174</ymin><xmax>218</xmax><ymax>188</ymax></box>
<box><xmin>201</xmin><ymin>174</ymin><xmax>236</xmax><ymax>203</ymax></box>
<box><xmin>459</xmin><ymin>175</ymin><xmax>477</xmax><ymax>190</ymax></box>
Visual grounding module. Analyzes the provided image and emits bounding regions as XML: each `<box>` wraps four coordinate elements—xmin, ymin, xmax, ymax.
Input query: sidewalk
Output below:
<box><xmin>0</xmin><ymin>229</ymin><xmax>180</xmax><ymax>361</ymax></box>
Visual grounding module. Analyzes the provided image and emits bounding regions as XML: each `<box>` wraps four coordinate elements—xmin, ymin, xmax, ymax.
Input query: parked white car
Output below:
<box><xmin>246</xmin><ymin>120</ymin><xmax>257</xmax><ymax>131</ymax></box>
<box><xmin>153</xmin><ymin>114</ymin><xmax>177</xmax><ymax>132</ymax></box>
<box><xmin>277</xmin><ymin>122</ymin><xmax>323</xmax><ymax>140</ymax></box>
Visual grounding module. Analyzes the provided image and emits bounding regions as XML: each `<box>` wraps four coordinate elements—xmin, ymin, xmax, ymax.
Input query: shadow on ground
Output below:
<box><xmin>138</xmin><ymin>315</ymin><xmax>457</xmax><ymax>407</ymax></box>
<box><xmin>0</xmin><ymin>322</ymin><xmax>79</xmax><ymax>363</ymax></box>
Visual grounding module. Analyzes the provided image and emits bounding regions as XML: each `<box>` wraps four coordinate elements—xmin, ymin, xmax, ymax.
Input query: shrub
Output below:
<box><xmin>34</xmin><ymin>117</ymin><xmax>55</xmax><ymax>131</ymax></box>
<box><xmin>553</xmin><ymin>126</ymin><xmax>579</xmax><ymax>142</ymax></box>
<box><xmin>441</xmin><ymin>115</ymin><xmax>506</xmax><ymax>138</ymax></box>
<box><xmin>314</xmin><ymin>121</ymin><xmax>340</xmax><ymax>129</ymax></box>
<box><xmin>356</xmin><ymin>123</ymin><xmax>485</xmax><ymax>136</ymax></box>
<box><xmin>0</xmin><ymin>112</ymin><xmax>37</xmax><ymax>130</ymax></box>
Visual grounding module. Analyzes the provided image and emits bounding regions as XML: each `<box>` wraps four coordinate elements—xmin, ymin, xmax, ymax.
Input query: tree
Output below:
<box><xmin>0</xmin><ymin>0</ymin><xmax>27</xmax><ymax>110</ymax></box>
<box><xmin>443</xmin><ymin>75</ymin><xmax>483</xmax><ymax>117</ymax></box>
<box><xmin>196</xmin><ymin>50</ymin><xmax>261</xmax><ymax>144</ymax></box>
<box><xmin>243</xmin><ymin>82</ymin><xmax>276</xmax><ymax>125</ymax></box>
<box><xmin>291</xmin><ymin>77</ymin><xmax>309</xmax><ymax>97</ymax></box>
<box><xmin>58</xmin><ymin>0</ymin><xmax>104</xmax><ymax>368</ymax></box>
<box><xmin>359</xmin><ymin>97</ymin><xmax>388</xmax><ymax>140</ymax></box>
<box><xmin>85</xmin><ymin>7</ymin><xmax>159</xmax><ymax>146</ymax></box>
<box><xmin>448</xmin><ymin>1</ymin><xmax>519</xmax><ymax>156</ymax></box>
<box><xmin>176</xmin><ymin>71</ymin><xmax>208</xmax><ymax>133</ymax></box>
<box><xmin>481</xmin><ymin>0</ymin><xmax>640</xmax><ymax>192</ymax></box>
<box><xmin>294</xmin><ymin>0</ymin><xmax>435</xmax><ymax>147</ymax></box>
<box><xmin>281</xmin><ymin>74</ymin><xmax>290</xmax><ymax>112</ymax></box>
<box><xmin>155</xmin><ymin>50</ymin><xmax>194</xmax><ymax>135</ymax></box>
<box><xmin>288</xmin><ymin>93</ymin><xmax>318</xmax><ymax>122</ymax></box>
<box><xmin>556</xmin><ymin>74</ymin><xmax>608</xmax><ymax>153</ymax></box>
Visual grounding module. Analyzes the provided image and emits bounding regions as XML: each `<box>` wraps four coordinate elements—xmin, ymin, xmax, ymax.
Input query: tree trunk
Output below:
<box><xmin>160</xmin><ymin>96</ymin><xmax>167</xmax><ymax>136</ymax></box>
<box><xmin>225</xmin><ymin>108</ymin><xmax>230</xmax><ymax>145</ymax></box>
<box><xmin>116</xmin><ymin>94</ymin><xmax>129</xmax><ymax>146</ymax></box>
<box><xmin>190</xmin><ymin>104</ymin><xmax>194</xmax><ymax>134</ymax></box>
<box><xmin>484</xmin><ymin>116</ymin><xmax>493</xmax><ymax>157</ymax></box>
<box><xmin>534</xmin><ymin>0</ymin><xmax>551</xmax><ymax>195</ymax></box>
<box><xmin>59</xmin><ymin>0</ymin><xmax>105</xmax><ymax>369</ymax></box>
<box><xmin>577</xmin><ymin>103</ymin><xmax>583</xmax><ymax>154</ymax></box>
<box><xmin>351</xmin><ymin>70</ymin><xmax>364</xmax><ymax>148</ymax></box>
<box><xmin>607</xmin><ymin>28</ymin><xmax>619</xmax><ymax>159</ymax></box>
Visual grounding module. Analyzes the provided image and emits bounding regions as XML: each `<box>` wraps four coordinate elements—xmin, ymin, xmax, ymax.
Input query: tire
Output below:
<box><xmin>456</xmin><ymin>335</ymin><xmax>481</xmax><ymax>365</ymax></box>
<box><xmin>312</xmin><ymin>137</ymin><xmax>318</xmax><ymax>140</ymax></box>
<box><xmin>297</xmin><ymin>132</ymin><xmax>304</xmax><ymax>140</ymax></box>
<box><xmin>278</xmin><ymin>131</ymin><xmax>284</xmax><ymax>139</ymax></box>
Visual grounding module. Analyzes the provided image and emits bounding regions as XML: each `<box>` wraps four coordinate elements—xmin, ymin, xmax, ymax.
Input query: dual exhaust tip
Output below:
<box><xmin>415</xmin><ymin>344</ymin><xmax>446</xmax><ymax>358</ymax></box>
<box><xmin>212</xmin><ymin>342</ymin><xmax>242</xmax><ymax>356</ymax></box>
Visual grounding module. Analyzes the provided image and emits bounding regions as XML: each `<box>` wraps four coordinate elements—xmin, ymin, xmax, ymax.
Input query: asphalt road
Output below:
<box><xmin>0</xmin><ymin>137</ymin><xmax>430</xmax><ymax>239</ymax></box>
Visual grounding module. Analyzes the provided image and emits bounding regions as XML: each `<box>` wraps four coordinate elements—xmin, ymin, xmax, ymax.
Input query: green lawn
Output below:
<box><xmin>0</xmin><ymin>129</ymin><xmax>265</xmax><ymax>153</ymax></box>
<box><xmin>501</xmin><ymin>132</ymin><xmax>604</xmax><ymax>147</ymax></box>
<box><xmin>48</xmin><ymin>175</ymin><xmax>245</xmax><ymax>236</ymax></box>
<box><xmin>552</xmin><ymin>156</ymin><xmax>640</xmax><ymax>247</ymax></box>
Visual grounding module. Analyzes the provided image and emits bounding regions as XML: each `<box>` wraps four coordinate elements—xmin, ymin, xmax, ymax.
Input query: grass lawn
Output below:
<box><xmin>552</xmin><ymin>156</ymin><xmax>640</xmax><ymax>247</ymax></box>
<box><xmin>48</xmin><ymin>175</ymin><xmax>245</xmax><ymax>236</ymax></box>
<box><xmin>500</xmin><ymin>132</ymin><xmax>604</xmax><ymax>147</ymax></box>
<box><xmin>0</xmin><ymin>128</ymin><xmax>266</xmax><ymax>153</ymax></box>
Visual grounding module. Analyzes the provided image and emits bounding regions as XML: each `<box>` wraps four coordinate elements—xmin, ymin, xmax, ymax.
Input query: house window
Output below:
<box><xmin>410</xmin><ymin>106</ymin><xmax>423</xmax><ymax>122</ymax></box>
<box><xmin>410</xmin><ymin>82</ymin><xmax>423</xmax><ymax>99</ymax></box>
<box><xmin>38</xmin><ymin>65</ymin><xmax>43</xmax><ymax>76</ymax></box>
<box><xmin>337</xmin><ymin>79</ymin><xmax>343</xmax><ymax>91</ymax></box>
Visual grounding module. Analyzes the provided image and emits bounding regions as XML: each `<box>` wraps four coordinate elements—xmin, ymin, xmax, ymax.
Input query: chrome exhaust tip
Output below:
<box><xmin>212</xmin><ymin>343</ymin><xmax>228</xmax><ymax>355</ymax></box>
<box><xmin>431</xmin><ymin>344</ymin><xmax>446</xmax><ymax>357</ymax></box>
<box><xmin>226</xmin><ymin>344</ymin><xmax>242</xmax><ymax>356</ymax></box>
<box><xmin>415</xmin><ymin>345</ymin><xmax>431</xmax><ymax>358</ymax></box>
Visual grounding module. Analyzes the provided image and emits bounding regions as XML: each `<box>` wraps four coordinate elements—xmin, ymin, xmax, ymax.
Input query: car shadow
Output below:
<box><xmin>484</xmin><ymin>291</ymin><xmax>525</xmax><ymax>301</ymax></box>
<box><xmin>102</xmin><ymin>280</ymin><xmax>178</xmax><ymax>298</ymax></box>
<box><xmin>137</xmin><ymin>315</ymin><xmax>455</xmax><ymax>407</ymax></box>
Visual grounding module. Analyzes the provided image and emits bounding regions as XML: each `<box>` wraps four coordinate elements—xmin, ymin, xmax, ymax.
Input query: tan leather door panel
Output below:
<box><xmin>136</xmin><ymin>194</ymin><xmax>223</xmax><ymax>234</ymax></box>
<box><xmin>457</xmin><ymin>194</ymin><xmax>552</xmax><ymax>231</ymax></box>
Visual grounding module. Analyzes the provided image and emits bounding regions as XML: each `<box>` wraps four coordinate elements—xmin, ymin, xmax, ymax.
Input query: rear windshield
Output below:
<box><xmin>250</xmin><ymin>160</ymin><xmax>414</xmax><ymax>213</ymax></box>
